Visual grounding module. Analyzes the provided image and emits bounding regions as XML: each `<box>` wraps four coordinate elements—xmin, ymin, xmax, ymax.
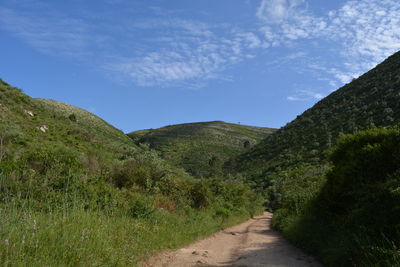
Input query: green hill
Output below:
<box><xmin>228</xmin><ymin>51</ymin><xmax>400</xmax><ymax>266</ymax></box>
<box><xmin>0</xmin><ymin>79</ymin><xmax>263</xmax><ymax>266</ymax></box>
<box><xmin>0</xmin><ymin>83</ymin><xmax>136</xmax><ymax>164</ymax></box>
<box><xmin>230</xmin><ymin>50</ymin><xmax>400</xmax><ymax>184</ymax></box>
<box><xmin>128</xmin><ymin>121</ymin><xmax>276</xmax><ymax>177</ymax></box>
<box><xmin>36</xmin><ymin>98</ymin><xmax>134</xmax><ymax>148</ymax></box>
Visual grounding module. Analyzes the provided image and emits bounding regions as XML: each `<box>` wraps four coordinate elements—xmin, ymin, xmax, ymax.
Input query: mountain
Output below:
<box><xmin>0</xmin><ymin>79</ymin><xmax>263</xmax><ymax>266</ymax></box>
<box><xmin>128</xmin><ymin>121</ymin><xmax>276</xmax><ymax>177</ymax></box>
<box><xmin>230</xmin><ymin>50</ymin><xmax>400</xmax><ymax>184</ymax></box>
<box><xmin>236</xmin><ymin>50</ymin><xmax>400</xmax><ymax>267</ymax></box>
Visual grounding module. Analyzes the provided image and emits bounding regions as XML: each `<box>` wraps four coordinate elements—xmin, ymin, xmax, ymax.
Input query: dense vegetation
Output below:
<box><xmin>273</xmin><ymin>127</ymin><xmax>400</xmax><ymax>266</ymax></box>
<box><xmin>2</xmin><ymin>47</ymin><xmax>400</xmax><ymax>266</ymax></box>
<box><xmin>229</xmin><ymin>51</ymin><xmax>400</xmax><ymax>189</ymax></box>
<box><xmin>228</xmin><ymin>51</ymin><xmax>400</xmax><ymax>266</ymax></box>
<box><xmin>129</xmin><ymin>121</ymin><xmax>275</xmax><ymax>178</ymax></box>
<box><xmin>0</xmin><ymin>79</ymin><xmax>263</xmax><ymax>266</ymax></box>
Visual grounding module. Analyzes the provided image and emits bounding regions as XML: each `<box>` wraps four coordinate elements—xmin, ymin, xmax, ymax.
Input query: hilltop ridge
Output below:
<box><xmin>129</xmin><ymin>121</ymin><xmax>276</xmax><ymax>177</ymax></box>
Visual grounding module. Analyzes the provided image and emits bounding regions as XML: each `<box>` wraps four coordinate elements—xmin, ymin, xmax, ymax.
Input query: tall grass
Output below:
<box><xmin>0</xmin><ymin>163</ymin><xmax>262</xmax><ymax>266</ymax></box>
<box><xmin>0</xmin><ymin>204</ymin><xmax>251</xmax><ymax>266</ymax></box>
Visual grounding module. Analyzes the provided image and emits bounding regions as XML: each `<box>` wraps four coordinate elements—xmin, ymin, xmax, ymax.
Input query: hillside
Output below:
<box><xmin>229</xmin><ymin>51</ymin><xmax>400</xmax><ymax>266</ymax></box>
<box><xmin>36</xmin><ymin>98</ymin><xmax>134</xmax><ymax>148</ymax></box>
<box><xmin>230</xmin><ymin>50</ymin><xmax>400</xmax><ymax>183</ymax></box>
<box><xmin>128</xmin><ymin>121</ymin><xmax>276</xmax><ymax>177</ymax></box>
<box><xmin>0</xmin><ymin>79</ymin><xmax>263</xmax><ymax>266</ymax></box>
<box><xmin>0</xmin><ymin>82</ymin><xmax>136</xmax><ymax>163</ymax></box>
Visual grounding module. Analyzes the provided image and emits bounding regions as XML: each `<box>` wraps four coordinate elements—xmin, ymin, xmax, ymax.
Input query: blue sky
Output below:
<box><xmin>1</xmin><ymin>0</ymin><xmax>399</xmax><ymax>132</ymax></box>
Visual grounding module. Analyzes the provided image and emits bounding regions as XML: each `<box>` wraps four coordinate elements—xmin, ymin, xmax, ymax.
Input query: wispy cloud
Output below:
<box><xmin>257</xmin><ymin>0</ymin><xmax>326</xmax><ymax>45</ymax></box>
<box><xmin>257</xmin><ymin>0</ymin><xmax>400</xmax><ymax>89</ymax></box>
<box><xmin>108</xmin><ymin>19</ymin><xmax>264</xmax><ymax>87</ymax></box>
<box><xmin>110</xmin><ymin>48</ymin><xmax>227</xmax><ymax>87</ymax></box>
<box><xmin>257</xmin><ymin>0</ymin><xmax>305</xmax><ymax>24</ymax></box>
<box><xmin>0</xmin><ymin>4</ymin><xmax>257</xmax><ymax>87</ymax></box>
<box><xmin>324</xmin><ymin>0</ymin><xmax>400</xmax><ymax>74</ymax></box>
<box><xmin>287</xmin><ymin>89</ymin><xmax>324</xmax><ymax>101</ymax></box>
<box><xmin>1</xmin><ymin>0</ymin><xmax>399</xmax><ymax>91</ymax></box>
<box><xmin>0</xmin><ymin>7</ymin><xmax>98</xmax><ymax>58</ymax></box>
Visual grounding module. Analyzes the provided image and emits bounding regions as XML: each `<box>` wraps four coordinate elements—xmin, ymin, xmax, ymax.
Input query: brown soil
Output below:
<box><xmin>141</xmin><ymin>212</ymin><xmax>321</xmax><ymax>267</ymax></box>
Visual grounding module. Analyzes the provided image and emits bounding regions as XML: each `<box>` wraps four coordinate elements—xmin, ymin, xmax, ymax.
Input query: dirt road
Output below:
<box><xmin>142</xmin><ymin>212</ymin><xmax>321</xmax><ymax>267</ymax></box>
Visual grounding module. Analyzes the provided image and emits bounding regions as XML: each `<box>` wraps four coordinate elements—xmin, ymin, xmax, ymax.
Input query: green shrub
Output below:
<box><xmin>274</xmin><ymin>126</ymin><xmax>400</xmax><ymax>266</ymax></box>
<box><xmin>189</xmin><ymin>181</ymin><xmax>213</xmax><ymax>209</ymax></box>
<box><xmin>111</xmin><ymin>160</ymin><xmax>152</xmax><ymax>189</ymax></box>
<box><xmin>128</xmin><ymin>195</ymin><xmax>156</xmax><ymax>219</ymax></box>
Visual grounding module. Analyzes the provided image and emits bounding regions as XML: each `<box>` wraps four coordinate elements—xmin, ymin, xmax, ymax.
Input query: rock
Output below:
<box><xmin>39</xmin><ymin>125</ymin><xmax>48</xmax><ymax>133</ymax></box>
<box><xmin>25</xmin><ymin>110</ymin><xmax>34</xmax><ymax>117</ymax></box>
<box><xmin>192</xmin><ymin>250</ymin><xmax>200</xmax><ymax>255</ymax></box>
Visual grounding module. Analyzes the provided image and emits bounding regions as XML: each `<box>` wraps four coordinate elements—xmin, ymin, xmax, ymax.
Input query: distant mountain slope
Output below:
<box><xmin>128</xmin><ymin>121</ymin><xmax>276</xmax><ymax>177</ymax></box>
<box><xmin>231</xmin><ymin>50</ymin><xmax>400</xmax><ymax>181</ymax></box>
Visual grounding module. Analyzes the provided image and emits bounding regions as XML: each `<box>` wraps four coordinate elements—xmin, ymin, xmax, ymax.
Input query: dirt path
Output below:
<box><xmin>141</xmin><ymin>212</ymin><xmax>321</xmax><ymax>267</ymax></box>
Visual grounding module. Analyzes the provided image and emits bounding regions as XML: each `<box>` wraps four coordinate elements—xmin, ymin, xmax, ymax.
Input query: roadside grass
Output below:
<box><xmin>0</xmin><ymin>203</ymin><xmax>252</xmax><ymax>267</ymax></box>
<box><xmin>0</xmin><ymin>168</ymin><xmax>262</xmax><ymax>267</ymax></box>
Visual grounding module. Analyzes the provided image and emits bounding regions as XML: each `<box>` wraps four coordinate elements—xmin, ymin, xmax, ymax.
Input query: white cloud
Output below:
<box><xmin>0</xmin><ymin>4</ymin><xmax>264</xmax><ymax>87</ymax></box>
<box><xmin>237</xmin><ymin>32</ymin><xmax>262</xmax><ymax>49</ymax></box>
<box><xmin>324</xmin><ymin>0</ymin><xmax>400</xmax><ymax>64</ymax></box>
<box><xmin>1</xmin><ymin>0</ymin><xmax>398</xmax><ymax>90</ymax></box>
<box><xmin>257</xmin><ymin>0</ymin><xmax>324</xmax><ymax>44</ymax></box>
<box><xmin>287</xmin><ymin>89</ymin><xmax>325</xmax><ymax>101</ymax></box>
<box><xmin>257</xmin><ymin>0</ymin><xmax>305</xmax><ymax>24</ymax></box>
<box><xmin>107</xmin><ymin>19</ymin><xmax>269</xmax><ymax>87</ymax></box>
<box><xmin>111</xmin><ymin>48</ymin><xmax>228</xmax><ymax>87</ymax></box>
<box><xmin>257</xmin><ymin>0</ymin><xmax>400</xmax><ymax>89</ymax></box>
<box><xmin>287</xmin><ymin>96</ymin><xmax>301</xmax><ymax>101</ymax></box>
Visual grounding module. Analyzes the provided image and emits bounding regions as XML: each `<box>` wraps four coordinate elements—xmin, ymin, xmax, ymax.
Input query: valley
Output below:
<box><xmin>1</xmin><ymin>50</ymin><xmax>400</xmax><ymax>266</ymax></box>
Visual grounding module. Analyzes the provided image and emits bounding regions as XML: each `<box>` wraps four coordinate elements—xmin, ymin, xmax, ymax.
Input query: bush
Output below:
<box><xmin>320</xmin><ymin>126</ymin><xmax>400</xmax><ymax>214</ymax></box>
<box><xmin>190</xmin><ymin>181</ymin><xmax>212</xmax><ymax>209</ymax></box>
<box><xmin>273</xmin><ymin>126</ymin><xmax>400</xmax><ymax>266</ymax></box>
<box><xmin>111</xmin><ymin>160</ymin><xmax>152</xmax><ymax>189</ymax></box>
<box><xmin>128</xmin><ymin>195</ymin><xmax>156</xmax><ymax>219</ymax></box>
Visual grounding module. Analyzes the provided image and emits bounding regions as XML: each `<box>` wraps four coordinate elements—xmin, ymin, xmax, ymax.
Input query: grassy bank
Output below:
<box><xmin>1</xmin><ymin>205</ymin><xmax>252</xmax><ymax>266</ymax></box>
<box><xmin>0</xmin><ymin>157</ymin><xmax>263</xmax><ymax>266</ymax></box>
<box><xmin>0</xmin><ymin>166</ymin><xmax>263</xmax><ymax>266</ymax></box>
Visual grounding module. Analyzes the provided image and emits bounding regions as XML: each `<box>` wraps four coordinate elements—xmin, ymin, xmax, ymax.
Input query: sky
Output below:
<box><xmin>0</xmin><ymin>0</ymin><xmax>399</xmax><ymax>132</ymax></box>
